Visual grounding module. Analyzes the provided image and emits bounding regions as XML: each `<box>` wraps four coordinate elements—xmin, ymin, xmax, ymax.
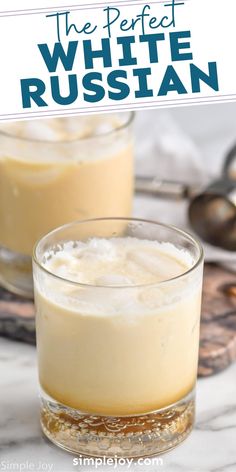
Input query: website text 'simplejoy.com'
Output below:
<box><xmin>73</xmin><ymin>455</ymin><xmax>164</xmax><ymax>468</ymax></box>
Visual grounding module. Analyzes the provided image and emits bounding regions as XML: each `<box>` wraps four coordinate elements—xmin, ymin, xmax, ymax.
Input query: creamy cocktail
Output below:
<box><xmin>33</xmin><ymin>218</ymin><xmax>203</xmax><ymax>458</ymax></box>
<box><xmin>0</xmin><ymin>114</ymin><xmax>133</xmax><ymax>296</ymax></box>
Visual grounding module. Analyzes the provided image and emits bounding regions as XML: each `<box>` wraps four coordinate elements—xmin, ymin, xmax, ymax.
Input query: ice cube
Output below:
<box><xmin>95</xmin><ymin>274</ymin><xmax>133</xmax><ymax>286</ymax></box>
<box><xmin>23</xmin><ymin>120</ymin><xmax>61</xmax><ymax>141</ymax></box>
<box><xmin>0</xmin><ymin>122</ymin><xmax>23</xmax><ymax>136</ymax></box>
<box><xmin>80</xmin><ymin>238</ymin><xmax>117</xmax><ymax>261</ymax></box>
<box><xmin>65</xmin><ymin>117</ymin><xmax>94</xmax><ymax>140</ymax></box>
<box><xmin>93</xmin><ymin>122</ymin><xmax>114</xmax><ymax>135</ymax></box>
<box><xmin>127</xmin><ymin>249</ymin><xmax>184</xmax><ymax>282</ymax></box>
<box><xmin>68</xmin><ymin>286</ymin><xmax>110</xmax><ymax>314</ymax></box>
<box><xmin>139</xmin><ymin>287</ymin><xmax>164</xmax><ymax>310</ymax></box>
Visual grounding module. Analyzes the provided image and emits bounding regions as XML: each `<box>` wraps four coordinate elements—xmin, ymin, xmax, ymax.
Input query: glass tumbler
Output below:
<box><xmin>33</xmin><ymin>218</ymin><xmax>204</xmax><ymax>458</ymax></box>
<box><xmin>0</xmin><ymin>113</ymin><xmax>134</xmax><ymax>297</ymax></box>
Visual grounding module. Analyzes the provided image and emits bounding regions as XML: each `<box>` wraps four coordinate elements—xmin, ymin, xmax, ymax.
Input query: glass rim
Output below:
<box><xmin>33</xmin><ymin>217</ymin><xmax>204</xmax><ymax>290</ymax></box>
<box><xmin>0</xmin><ymin>112</ymin><xmax>135</xmax><ymax>145</ymax></box>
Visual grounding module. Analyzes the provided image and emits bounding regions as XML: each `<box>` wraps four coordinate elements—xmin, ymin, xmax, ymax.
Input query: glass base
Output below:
<box><xmin>40</xmin><ymin>390</ymin><xmax>195</xmax><ymax>458</ymax></box>
<box><xmin>0</xmin><ymin>245</ymin><xmax>33</xmax><ymax>298</ymax></box>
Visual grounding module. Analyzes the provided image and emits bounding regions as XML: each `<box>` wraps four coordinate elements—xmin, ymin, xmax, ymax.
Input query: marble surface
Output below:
<box><xmin>1</xmin><ymin>103</ymin><xmax>236</xmax><ymax>471</ymax></box>
<box><xmin>0</xmin><ymin>337</ymin><xmax>236</xmax><ymax>472</ymax></box>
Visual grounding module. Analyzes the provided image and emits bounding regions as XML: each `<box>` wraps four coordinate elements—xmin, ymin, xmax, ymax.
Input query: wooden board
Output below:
<box><xmin>0</xmin><ymin>288</ymin><xmax>35</xmax><ymax>345</ymax></box>
<box><xmin>198</xmin><ymin>264</ymin><xmax>236</xmax><ymax>376</ymax></box>
<box><xmin>0</xmin><ymin>263</ymin><xmax>236</xmax><ymax>377</ymax></box>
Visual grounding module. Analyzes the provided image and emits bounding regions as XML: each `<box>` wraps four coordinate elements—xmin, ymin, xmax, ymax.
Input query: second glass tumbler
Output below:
<box><xmin>0</xmin><ymin>112</ymin><xmax>134</xmax><ymax>297</ymax></box>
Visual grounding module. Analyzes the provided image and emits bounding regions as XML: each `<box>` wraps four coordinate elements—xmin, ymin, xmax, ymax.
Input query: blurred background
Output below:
<box><xmin>136</xmin><ymin>103</ymin><xmax>236</xmax><ymax>178</ymax></box>
<box><xmin>134</xmin><ymin>103</ymin><xmax>236</xmax><ymax>264</ymax></box>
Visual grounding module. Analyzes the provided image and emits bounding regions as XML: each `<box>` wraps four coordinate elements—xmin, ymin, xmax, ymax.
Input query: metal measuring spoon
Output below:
<box><xmin>136</xmin><ymin>144</ymin><xmax>236</xmax><ymax>251</ymax></box>
<box><xmin>223</xmin><ymin>143</ymin><xmax>236</xmax><ymax>179</ymax></box>
<box><xmin>188</xmin><ymin>178</ymin><xmax>236</xmax><ymax>251</ymax></box>
<box><xmin>189</xmin><ymin>144</ymin><xmax>236</xmax><ymax>251</ymax></box>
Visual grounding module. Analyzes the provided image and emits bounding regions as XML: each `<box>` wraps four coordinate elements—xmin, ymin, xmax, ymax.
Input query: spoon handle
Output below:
<box><xmin>135</xmin><ymin>176</ymin><xmax>199</xmax><ymax>200</ymax></box>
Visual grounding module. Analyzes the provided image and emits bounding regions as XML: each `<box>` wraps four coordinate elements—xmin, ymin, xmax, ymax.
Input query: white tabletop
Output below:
<box><xmin>1</xmin><ymin>337</ymin><xmax>236</xmax><ymax>472</ymax></box>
